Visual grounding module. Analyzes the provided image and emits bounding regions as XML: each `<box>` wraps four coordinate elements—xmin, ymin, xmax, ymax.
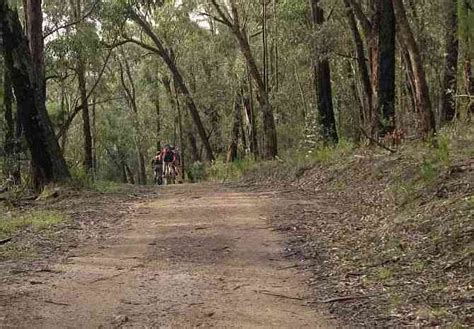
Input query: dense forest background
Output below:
<box><xmin>1</xmin><ymin>0</ymin><xmax>473</xmax><ymax>189</ymax></box>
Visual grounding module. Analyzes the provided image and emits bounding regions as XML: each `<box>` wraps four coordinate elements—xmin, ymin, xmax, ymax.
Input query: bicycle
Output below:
<box><xmin>153</xmin><ymin>165</ymin><xmax>163</xmax><ymax>185</ymax></box>
<box><xmin>162</xmin><ymin>162</ymin><xmax>176</xmax><ymax>185</ymax></box>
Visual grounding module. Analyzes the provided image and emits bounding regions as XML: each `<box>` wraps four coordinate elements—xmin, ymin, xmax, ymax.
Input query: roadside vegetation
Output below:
<box><xmin>233</xmin><ymin>124</ymin><xmax>473</xmax><ymax>327</ymax></box>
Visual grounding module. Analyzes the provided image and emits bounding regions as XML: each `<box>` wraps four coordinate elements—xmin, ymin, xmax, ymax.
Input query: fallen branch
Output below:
<box><xmin>44</xmin><ymin>300</ymin><xmax>70</xmax><ymax>306</ymax></box>
<box><xmin>89</xmin><ymin>273</ymin><xmax>123</xmax><ymax>284</ymax></box>
<box><xmin>319</xmin><ymin>294</ymin><xmax>378</xmax><ymax>304</ymax></box>
<box><xmin>277</xmin><ymin>264</ymin><xmax>298</xmax><ymax>270</ymax></box>
<box><xmin>359</xmin><ymin>127</ymin><xmax>397</xmax><ymax>153</ymax></box>
<box><xmin>256</xmin><ymin>290</ymin><xmax>304</xmax><ymax>301</ymax></box>
<box><xmin>443</xmin><ymin>252</ymin><xmax>472</xmax><ymax>271</ymax></box>
<box><xmin>0</xmin><ymin>237</ymin><xmax>13</xmax><ymax>245</ymax></box>
<box><xmin>233</xmin><ymin>284</ymin><xmax>250</xmax><ymax>290</ymax></box>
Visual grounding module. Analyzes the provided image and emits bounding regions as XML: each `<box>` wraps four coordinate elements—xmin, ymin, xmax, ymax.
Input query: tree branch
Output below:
<box><xmin>198</xmin><ymin>12</ymin><xmax>229</xmax><ymax>27</ymax></box>
<box><xmin>43</xmin><ymin>0</ymin><xmax>100</xmax><ymax>39</ymax></box>
<box><xmin>346</xmin><ymin>0</ymin><xmax>372</xmax><ymax>37</ymax></box>
<box><xmin>209</xmin><ymin>0</ymin><xmax>234</xmax><ymax>27</ymax></box>
<box><xmin>56</xmin><ymin>44</ymin><xmax>115</xmax><ymax>140</ymax></box>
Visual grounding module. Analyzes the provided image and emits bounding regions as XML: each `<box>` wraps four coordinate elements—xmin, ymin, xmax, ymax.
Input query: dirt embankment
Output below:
<box><xmin>241</xmin><ymin>145</ymin><xmax>473</xmax><ymax>327</ymax></box>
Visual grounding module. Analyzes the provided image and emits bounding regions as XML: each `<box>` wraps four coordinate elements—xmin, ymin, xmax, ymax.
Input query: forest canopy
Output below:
<box><xmin>0</xmin><ymin>0</ymin><xmax>473</xmax><ymax>188</ymax></box>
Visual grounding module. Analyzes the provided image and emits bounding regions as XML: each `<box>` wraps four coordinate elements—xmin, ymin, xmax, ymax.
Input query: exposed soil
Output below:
<box><xmin>0</xmin><ymin>184</ymin><xmax>335</xmax><ymax>328</ymax></box>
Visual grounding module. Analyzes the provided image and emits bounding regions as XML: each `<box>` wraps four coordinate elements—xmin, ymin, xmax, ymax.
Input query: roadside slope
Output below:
<box><xmin>241</xmin><ymin>138</ymin><xmax>473</xmax><ymax>327</ymax></box>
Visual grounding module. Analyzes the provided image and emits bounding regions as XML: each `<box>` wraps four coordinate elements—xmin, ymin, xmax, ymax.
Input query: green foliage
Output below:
<box><xmin>0</xmin><ymin>210</ymin><xmax>66</xmax><ymax>240</ymax></box>
<box><xmin>187</xmin><ymin>161</ymin><xmax>206</xmax><ymax>183</ymax></box>
<box><xmin>70</xmin><ymin>167</ymin><xmax>94</xmax><ymax>189</ymax></box>
<box><xmin>70</xmin><ymin>168</ymin><xmax>124</xmax><ymax>193</ymax></box>
<box><xmin>93</xmin><ymin>180</ymin><xmax>124</xmax><ymax>193</ymax></box>
<box><xmin>207</xmin><ymin>158</ymin><xmax>258</xmax><ymax>182</ymax></box>
<box><xmin>458</xmin><ymin>0</ymin><xmax>474</xmax><ymax>54</ymax></box>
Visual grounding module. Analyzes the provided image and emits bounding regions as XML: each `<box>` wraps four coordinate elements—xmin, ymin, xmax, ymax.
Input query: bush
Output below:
<box><xmin>187</xmin><ymin>161</ymin><xmax>206</xmax><ymax>183</ymax></box>
<box><xmin>207</xmin><ymin>158</ymin><xmax>258</xmax><ymax>182</ymax></box>
<box><xmin>70</xmin><ymin>167</ymin><xmax>94</xmax><ymax>189</ymax></box>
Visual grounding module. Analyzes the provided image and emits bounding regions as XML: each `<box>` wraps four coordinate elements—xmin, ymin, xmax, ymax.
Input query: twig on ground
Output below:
<box><xmin>443</xmin><ymin>252</ymin><xmax>472</xmax><ymax>271</ymax></box>
<box><xmin>44</xmin><ymin>300</ymin><xmax>70</xmax><ymax>306</ymax></box>
<box><xmin>277</xmin><ymin>264</ymin><xmax>298</xmax><ymax>270</ymax></box>
<box><xmin>233</xmin><ymin>284</ymin><xmax>250</xmax><ymax>290</ymax></box>
<box><xmin>0</xmin><ymin>237</ymin><xmax>13</xmax><ymax>245</ymax></box>
<box><xmin>318</xmin><ymin>294</ymin><xmax>378</xmax><ymax>304</ymax></box>
<box><xmin>89</xmin><ymin>272</ymin><xmax>123</xmax><ymax>284</ymax></box>
<box><xmin>359</xmin><ymin>127</ymin><xmax>397</xmax><ymax>153</ymax></box>
<box><xmin>256</xmin><ymin>290</ymin><xmax>304</xmax><ymax>301</ymax></box>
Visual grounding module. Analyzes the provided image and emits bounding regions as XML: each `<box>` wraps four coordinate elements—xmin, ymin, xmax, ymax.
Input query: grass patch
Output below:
<box><xmin>190</xmin><ymin>157</ymin><xmax>258</xmax><ymax>182</ymax></box>
<box><xmin>93</xmin><ymin>180</ymin><xmax>124</xmax><ymax>193</ymax></box>
<box><xmin>0</xmin><ymin>210</ymin><xmax>66</xmax><ymax>240</ymax></box>
<box><xmin>0</xmin><ymin>244</ymin><xmax>36</xmax><ymax>260</ymax></box>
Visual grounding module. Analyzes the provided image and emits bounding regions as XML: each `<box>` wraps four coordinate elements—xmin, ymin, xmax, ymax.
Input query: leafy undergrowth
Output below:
<box><xmin>241</xmin><ymin>126</ymin><xmax>473</xmax><ymax>327</ymax></box>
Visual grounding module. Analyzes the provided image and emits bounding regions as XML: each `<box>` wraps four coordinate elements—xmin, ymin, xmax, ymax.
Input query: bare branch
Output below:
<box><xmin>198</xmin><ymin>11</ymin><xmax>229</xmax><ymax>27</ymax></box>
<box><xmin>209</xmin><ymin>0</ymin><xmax>234</xmax><ymax>27</ymax></box>
<box><xmin>43</xmin><ymin>0</ymin><xmax>100</xmax><ymax>39</ymax></box>
<box><xmin>346</xmin><ymin>0</ymin><xmax>372</xmax><ymax>36</ymax></box>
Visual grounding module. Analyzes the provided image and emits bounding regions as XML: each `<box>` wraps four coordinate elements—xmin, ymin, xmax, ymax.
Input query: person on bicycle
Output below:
<box><xmin>160</xmin><ymin>144</ymin><xmax>174</xmax><ymax>176</ymax></box>
<box><xmin>171</xmin><ymin>146</ymin><xmax>181</xmax><ymax>177</ymax></box>
<box><xmin>151</xmin><ymin>151</ymin><xmax>162</xmax><ymax>184</ymax></box>
<box><xmin>162</xmin><ymin>144</ymin><xmax>174</xmax><ymax>164</ymax></box>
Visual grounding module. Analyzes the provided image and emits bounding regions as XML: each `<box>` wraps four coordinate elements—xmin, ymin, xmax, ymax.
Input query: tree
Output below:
<box><xmin>1</xmin><ymin>3</ymin><xmax>70</xmax><ymax>186</ymax></box>
<box><xmin>26</xmin><ymin>0</ymin><xmax>45</xmax><ymax>98</ymax></box>
<box><xmin>226</xmin><ymin>89</ymin><xmax>243</xmax><ymax>162</ymax></box>
<box><xmin>209</xmin><ymin>0</ymin><xmax>278</xmax><ymax>159</ymax></box>
<box><xmin>117</xmin><ymin>54</ymin><xmax>147</xmax><ymax>185</ymax></box>
<box><xmin>343</xmin><ymin>0</ymin><xmax>372</xmax><ymax>127</ymax></box>
<box><xmin>393</xmin><ymin>0</ymin><xmax>436</xmax><ymax>138</ymax></box>
<box><xmin>440</xmin><ymin>0</ymin><xmax>459</xmax><ymax>124</ymax></box>
<box><xmin>125</xmin><ymin>7</ymin><xmax>215</xmax><ymax>162</ymax></box>
<box><xmin>309</xmin><ymin>0</ymin><xmax>338</xmax><ymax>144</ymax></box>
<box><xmin>374</xmin><ymin>0</ymin><xmax>396</xmax><ymax>136</ymax></box>
<box><xmin>71</xmin><ymin>0</ymin><xmax>94</xmax><ymax>173</ymax></box>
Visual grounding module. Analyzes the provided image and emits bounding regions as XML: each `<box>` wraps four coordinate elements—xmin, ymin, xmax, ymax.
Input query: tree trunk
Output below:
<box><xmin>246</xmin><ymin>65</ymin><xmax>259</xmax><ymax>158</ymax></box>
<box><xmin>26</xmin><ymin>0</ymin><xmax>45</xmax><ymax>98</ymax></box>
<box><xmin>227</xmin><ymin>91</ymin><xmax>242</xmax><ymax>162</ymax></box>
<box><xmin>3</xmin><ymin>59</ymin><xmax>18</xmax><ymax>181</ymax></box>
<box><xmin>234</xmin><ymin>28</ymin><xmax>278</xmax><ymax>159</ymax></box>
<box><xmin>393</xmin><ymin>0</ymin><xmax>436</xmax><ymax>138</ymax></box>
<box><xmin>125</xmin><ymin>163</ymin><xmax>135</xmax><ymax>185</ymax></box>
<box><xmin>345</xmin><ymin>0</ymin><xmax>377</xmax><ymax>134</ymax></box>
<box><xmin>71</xmin><ymin>0</ymin><xmax>94</xmax><ymax>174</ymax></box>
<box><xmin>174</xmin><ymin>80</ymin><xmax>185</xmax><ymax>180</ymax></box>
<box><xmin>343</xmin><ymin>0</ymin><xmax>372</xmax><ymax>126</ymax></box>
<box><xmin>309</xmin><ymin>0</ymin><xmax>339</xmax><ymax>144</ymax></box>
<box><xmin>119</xmin><ymin>58</ymin><xmax>147</xmax><ymax>185</ymax></box>
<box><xmin>92</xmin><ymin>97</ymin><xmax>97</xmax><ymax>173</ymax></box>
<box><xmin>1</xmin><ymin>5</ymin><xmax>70</xmax><ymax>186</ymax></box>
<box><xmin>375</xmin><ymin>0</ymin><xmax>396</xmax><ymax>136</ymax></box>
<box><xmin>155</xmin><ymin>96</ymin><xmax>161</xmax><ymax>152</ymax></box>
<box><xmin>77</xmin><ymin>60</ymin><xmax>94</xmax><ymax>173</ymax></box>
<box><xmin>465</xmin><ymin>56</ymin><xmax>474</xmax><ymax>115</ymax></box>
<box><xmin>440</xmin><ymin>0</ymin><xmax>459</xmax><ymax>123</ymax></box>
<box><xmin>188</xmin><ymin>132</ymin><xmax>201</xmax><ymax>162</ymax></box>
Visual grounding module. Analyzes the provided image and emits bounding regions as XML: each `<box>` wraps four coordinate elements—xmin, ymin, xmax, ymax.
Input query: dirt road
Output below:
<box><xmin>1</xmin><ymin>184</ymin><xmax>333</xmax><ymax>328</ymax></box>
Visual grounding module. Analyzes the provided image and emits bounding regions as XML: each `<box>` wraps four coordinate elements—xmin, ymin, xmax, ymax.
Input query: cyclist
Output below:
<box><xmin>151</xmin><ymin>151</ymin><xmax>162</xmax><ymax>184</ymax></box>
